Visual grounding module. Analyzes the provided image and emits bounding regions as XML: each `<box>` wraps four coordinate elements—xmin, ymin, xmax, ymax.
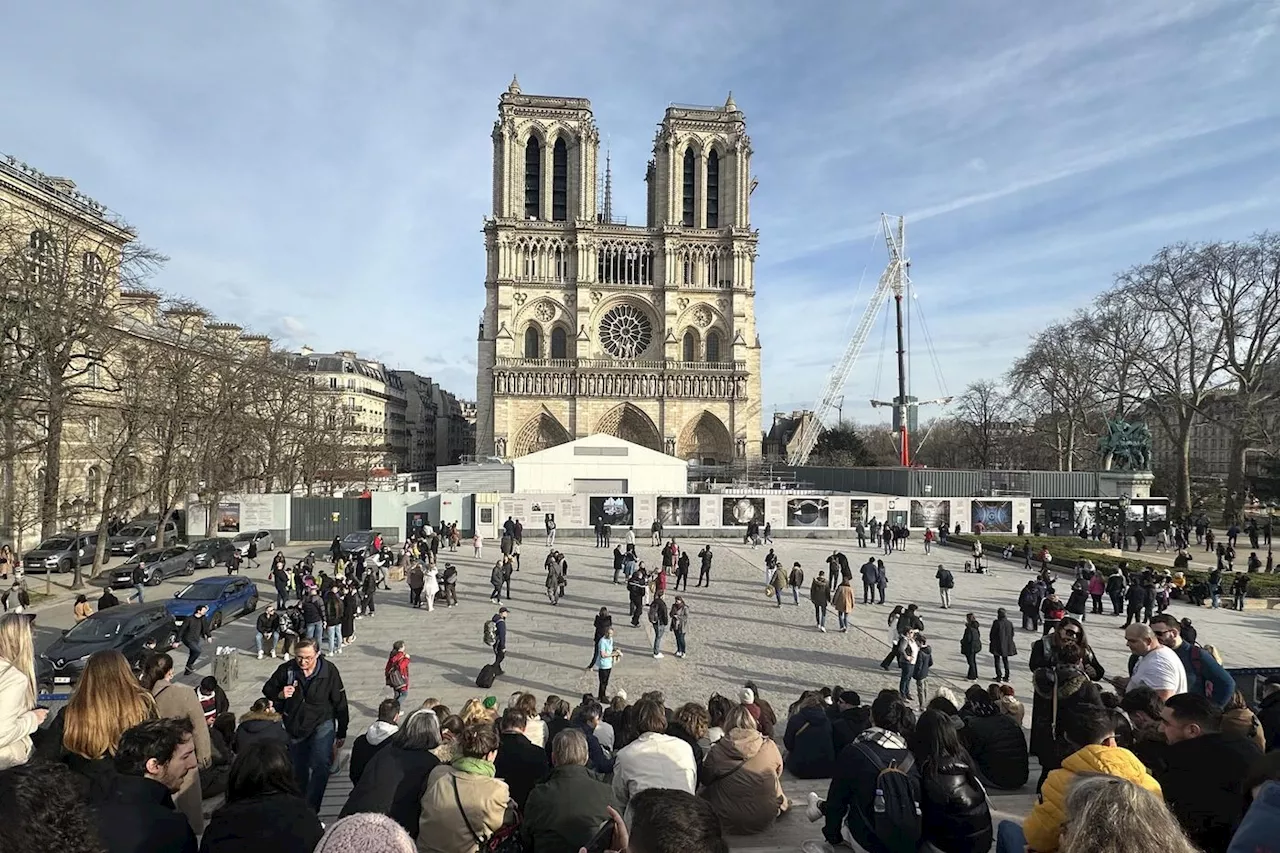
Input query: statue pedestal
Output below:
<box><xmin>1098</xmin><ymin>471</ymin><xmax>1155</xmax><ymax>499</ymax></box>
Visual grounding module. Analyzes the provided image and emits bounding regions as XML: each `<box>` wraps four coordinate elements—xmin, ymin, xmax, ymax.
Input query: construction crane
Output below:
<box><xmin>787</xmin><ymin>215</ymin><xmax>908</xmax><ymax>467</ymax></box>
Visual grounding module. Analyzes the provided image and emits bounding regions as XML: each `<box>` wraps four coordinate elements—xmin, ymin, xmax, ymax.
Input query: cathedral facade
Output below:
<box><xmin>475</xmin><ymin>79</ymin><xmax>762</xmax><ymax>463</ymax></box>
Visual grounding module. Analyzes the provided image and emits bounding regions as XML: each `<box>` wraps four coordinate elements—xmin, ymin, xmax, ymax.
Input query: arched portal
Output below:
<box><xmin>676</xmin><ymin>411</ymin><xmax>734</xmax><ymax>464</ymax></box>
<box><xmin>512</xmin><ymin>410</ymin><xmax>572</xmax><ymax>458</ymax></box>
<box><xmin>595</xmin><ymin>403</ymin><xmax>662</xmax><ymax>452</ymax></box>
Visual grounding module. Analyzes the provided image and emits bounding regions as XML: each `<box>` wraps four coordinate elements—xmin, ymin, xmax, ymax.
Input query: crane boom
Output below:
<box><xmin>788</xmin><ymin>215</ymin><xmax>908</xmax><ymax>466</ymax></box>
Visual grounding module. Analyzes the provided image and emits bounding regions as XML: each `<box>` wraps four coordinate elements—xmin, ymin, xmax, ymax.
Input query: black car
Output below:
<box><xmin>185</xmin><ymin>538</ymin><xmax>237</xmax><ymax>570</ymax></box>
<box><xmin>109</xmin><ymin>545</ymin><xmax>194</xmax><ymax>588</ymax></box>
<box><xmin>339</xmin><ymin>530</ymin><xmax>377</xmax><ymax>560</ymax></box>
<box><xmin>37</xmin><ymin>603</ymin><xmax>177</xmax><ymax>692</ymax></box>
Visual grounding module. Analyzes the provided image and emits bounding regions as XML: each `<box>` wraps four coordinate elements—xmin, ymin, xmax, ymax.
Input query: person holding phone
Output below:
<box><xmin>0</xmin><ymin>613</ymin><xmax>46</xmax><ymax>769</ymax></box>
<box><xmin>595</xmin><ymin>628</ymin><xmax>621</xmax><ymax>701</ymax></box>
<box><xmin>261</xmin><ymin>638</ymin><xmax>350</xmax><ymax>811</ymax></box>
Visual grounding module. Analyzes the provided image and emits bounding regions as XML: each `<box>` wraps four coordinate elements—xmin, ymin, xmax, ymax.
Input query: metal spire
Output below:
<box><xmin>603</xmin><ymin>148</ymin><xmax>613</xmax><ymax>224</ymax></box>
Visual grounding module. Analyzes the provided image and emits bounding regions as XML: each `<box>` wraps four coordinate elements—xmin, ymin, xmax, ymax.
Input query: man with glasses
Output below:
<box><xmin>1149</xmin><ymin>614</ymin><xmax>1235</xmax><ymax>709</ymax></box>
<box><xmin>262</xmin><ymin>638</ymin><xmax>350</xmax><ymax>811</ymax></box>
<box><xmin>1110</xmin><ymin>623</ymin><xmax>1186</xmax><ymax>701</ymax></box>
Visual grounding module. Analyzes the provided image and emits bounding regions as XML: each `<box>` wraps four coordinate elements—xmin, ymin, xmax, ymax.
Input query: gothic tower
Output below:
<box><xmin>477</xmin><ymin>83</ymin><xmax>761</xmax><ymax>464</ymax></box>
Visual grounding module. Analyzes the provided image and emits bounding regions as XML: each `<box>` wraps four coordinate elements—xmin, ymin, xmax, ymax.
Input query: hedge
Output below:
<box><xmin>945</xmin><ymin>533</ymin><xmax>1280</xmax><ymax>599</ymax></box>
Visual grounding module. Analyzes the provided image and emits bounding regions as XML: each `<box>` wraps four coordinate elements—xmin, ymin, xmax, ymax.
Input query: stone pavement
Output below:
<box><xmin>34</xmin><ymin>533</ymin><xmax>1280</xmax><ymax>849</ymax></box>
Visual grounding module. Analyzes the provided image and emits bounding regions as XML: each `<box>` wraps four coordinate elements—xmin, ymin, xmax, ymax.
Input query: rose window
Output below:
<box><xmin>598</xmin><ymin>304</ymin><xmax>653</xmax><ymax>359</ymax></box>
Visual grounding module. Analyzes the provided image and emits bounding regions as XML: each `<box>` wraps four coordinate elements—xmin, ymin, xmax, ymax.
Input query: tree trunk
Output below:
<box><xmin>39</xmin><ymin>387</ymin><xmax>64</xmax><ymax>539</ymax></box>
<box><xmin>1225</xmin><ymin>431</ymin><xmax>1250</xmax><ymax>526</ymax></box>
<box><xmin>1065</xmin><ymin>421</ymin><xmax>1076</xmax><ymax>472</ymax></box>
<box><xmin>1175</xmin><ymin>417</ymin><xmax>1194</xmax><ymax>516</ymax></box>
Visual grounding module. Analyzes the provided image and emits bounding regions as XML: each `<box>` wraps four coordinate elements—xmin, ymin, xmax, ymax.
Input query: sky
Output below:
<box><xmin>3</xmin><ymin>0</ymin><xmax>1279</xmax><ymax>432</ymax></box>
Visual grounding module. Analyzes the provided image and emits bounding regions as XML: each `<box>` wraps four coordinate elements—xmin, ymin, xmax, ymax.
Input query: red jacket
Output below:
<box><xmin>385</xmin><ymin>651</ymin><xmax>409</xmax><ymax>689</ymax></box>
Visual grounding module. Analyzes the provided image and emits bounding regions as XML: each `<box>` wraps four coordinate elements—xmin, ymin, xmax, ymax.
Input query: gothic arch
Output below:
<box><xmin>512</xmin><ymin>409</ymin><xmax>572</xmax><ymax>457</ymax></box>
<box><xmin>677</xmin><ymin>411</ymin><xmax>734</xmax><ymax>464</ymax></box>
<box><xmin>595</xmin><ymin>403</ymin><xmax>662</xmax><ymax>452</ymax></box>
<box><xmin>681</xmin><ymin>328</ymin><xmax>698</xmax><ymax>362</ymax></box>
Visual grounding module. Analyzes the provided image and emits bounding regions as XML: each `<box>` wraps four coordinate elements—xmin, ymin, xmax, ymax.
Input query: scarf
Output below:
<box><xmin>452</xmin><ymin>756</ymin><xmax>495</xmax><ymax>777</ymax></box>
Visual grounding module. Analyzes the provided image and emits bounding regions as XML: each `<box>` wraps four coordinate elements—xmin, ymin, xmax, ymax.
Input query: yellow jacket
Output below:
<box><xmin>1022</xmin><ymin>744</ymin><xmax>1163</xmax><ymax>852</ymax></box>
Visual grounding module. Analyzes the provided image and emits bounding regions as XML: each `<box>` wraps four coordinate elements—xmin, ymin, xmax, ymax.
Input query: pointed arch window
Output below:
<box><xmin>550</xmin><ymin>327</ymin><xmax>568</xmax><ymax>359</ymax></box>
<box><xmin>552</xmin><ymin>138</ymin><xmax>568</xmax><ymax>222</ymax></box>
<box><xmin>524</xmin><ymin>138</ymin><xmax>541</xmax><ymax>219</ymax></box>
<box><xmin>553</xmin><ymin>246</ymin><xmax>566</xmax><ymax>282</ymax></box>
<box><xmin>705</xmin><ymin>330</ymin><xmax>721</xmax><ymax>363</ymax></box>
<box><xmin>682</xmin><ymin>331</ymin><xmax>697</xmax><ymax>362</ymax></box>
<box><xmin>82</xmin><ymin>252</ymin><xmax>105</xmax><ymax>294</ymax></box>
<box><xmin>706</xmin><ymin>150</ymin><xmax>720</xmax><ymax>228</ymax></box>
<box><xmin>682</xmin><ymin>148</ymin><xmax>696</xmax><ymax>227</ymax></box>
<box><xmin>29</xmin><ymin>231</ymin><xmax>53</xmax><ymax>284</ymax></box>
<box><xmin>524</xmin><ymin>326</ymin><xmax>541</xmax><ymax>359</ymax></box>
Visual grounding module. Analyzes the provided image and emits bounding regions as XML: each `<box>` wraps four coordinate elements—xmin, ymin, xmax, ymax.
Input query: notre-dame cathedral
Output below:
<box><xmin>475</xmin><ymin>78</ymin><xmax>762</xmax><ymax>464</ymax></box>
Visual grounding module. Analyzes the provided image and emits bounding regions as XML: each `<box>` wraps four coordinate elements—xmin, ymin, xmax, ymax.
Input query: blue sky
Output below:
<box><xmin>3</xmin><ymin>0</ymin><xmax>1278</xmax><ymax>431</ymax></box>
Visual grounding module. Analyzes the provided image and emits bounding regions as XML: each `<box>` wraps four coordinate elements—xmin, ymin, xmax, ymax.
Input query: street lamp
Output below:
<box><xmin>1118</xmin><ymin>494</ymin><xmax>1131</xmax><ymax>551</ymax></box>
<box><xmin>1268</xmin><ymin>500</ymin><xmax>1275</xmax><ymax>573</ymax></box>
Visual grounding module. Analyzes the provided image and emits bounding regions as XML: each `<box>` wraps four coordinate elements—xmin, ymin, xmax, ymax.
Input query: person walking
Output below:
<box><xmin>670</xmin><ymin>596</ymin><xmax>689</xmax><ymax>658</ymax></box>
<box><xmin>675</xmin><ymin>551</ymin><xmax>690</xmax><ymax>592</ymax></box>
<box><xmin>246</xmin><ymin>539</ymin><xmax>259</xmax><ymax>570</ymax></box>
<box><xmin>440</xmin><ymin>562</ymin><xmax>458</xmax><ymax>608</ymax></box>
<box><xmin>696</xmin><ymin>545</ymin><xmax>713</xmax><ymax>587</ymax></box>
<box><xmin>262</xmin><ymin>638</ymin><xmax>350</xmax><ymax>812</ymax></box>
<box><xmin>810</xmin><ymin>570</ymin><xmax>831</xmax><ymax>632</ymax></box>
<box><xmin>767</xmin><ymin>562</ymin><xmax>786</xmax><ymax>608</ymax></box>
<box><xmin>649</xmin><ymin>590</ymin><xmax>670</xmax><ymax>659</ymax></box>
<box><xmin>989</xmin><ymin>608</ymin><xmax>1018</xmax><ymax>683</ymax></box>
<box><xmin>301</xmin><ymin>591</ymin><xmax>324</xmax><ymax>646</ymax></box>
<box><xmin>271</xmin><ymin>560</ymin><xmax>291</xmax><ymax>608</ymax></box>
<box><xmin>384</xmin><ymin>640</ymin><xmax>410</xmax><ymax>708</ymax></box>
<box><xmin>545</xmin><ymin>513</ymin><xmax>556</xmax><ymax>547</ymax></box>
<box><xmin>961</xmin><ymin>612</ymin><xmax>982</xmax><ymax>680</ymax></box>
<box><xmin>832</xmin><ymin>577</ymin><xmax>855</xmax><ymax>633</ymax></box>
<box><xmin>419</xmin><ymin>563</ymin><xmax>437</xmax><ymax>612</ymax></box>
<box><xmin>788</xmin><ymin>562</ymin><xmax>805</xmax><ymax>606</ymax></box>
<box><xmin>595</xmin><ymin>627</ymin><xmax>621</xmax><ymax>700</ymax></box>
<box><xmin>180</xmin><ymin>604</ymin><xmax>211</xmax><ymax>675</ymax></box>
<box><xmin>407</xmin><ymin>562</ymin><xmax>424</xmax><ymax>608</ymax></box>
<box><xmin>489</xmin><ymin>560</ymin><xmax>504</xmax><ymax>604</ymax></box>
<box><xmin>323</xmin><ymin>587</ymin><xmax>343</xmax><ymax>656</ymax></box>
<box><xmin>936</xmin><ymin>563</ymin><xmax>955</xmax><ymax>609</ymax></box>
<box><xmin>628</xmin><ymin>565</ymin><xmax>648</xmax><ymax>627</ymax></box>
<box><xmin>491</xmin><ymin>608</ymin><xmax>509</xmax><ymax>673</ymax></box>
<box><xmin>131</xmin><ymin>560</ymin><xmax>147</xmax><ymax>603</ymax></box>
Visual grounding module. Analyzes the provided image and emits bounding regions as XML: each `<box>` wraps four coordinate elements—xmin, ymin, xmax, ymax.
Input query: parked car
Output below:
<box><xmin>339</xmin><ymin>530</ymin><xmax>377</xmax><ymax>560</ymax></box>
<box><xmin>166</xmin><ymin>576</ymin><xmax>259</xmax><ymax>630</ymax></box>
<box><xmin>109</xmin><ymin>545</ymin><xmax>194</xmax><ymax>588</ymax></box>
<box><xmin>109</xmin><ymin>520</ymin><xmax>183</xmax><ymax>556</ymax></box>
<box><xmin>22</xmin><ymin>531</ymin><xmax>100</xmax><ymax>574</ymax></box>
<box><xmin>37</xmin><ymin>603</ymin><xmax>177</xmax><ymax>692</ymax></box>
<box><xmin>231</xmin><ymin>530</ymin><xmax>275</xmax><ymax>556</ymax></box>
<box><xmin>184</xmin><ymin>537</ymin><xmax>237</xmax><ymax>570</ymax></box>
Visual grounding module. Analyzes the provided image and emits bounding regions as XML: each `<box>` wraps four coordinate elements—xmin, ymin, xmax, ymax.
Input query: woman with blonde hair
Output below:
<box><xmin>139</xmin><ymin>652</ymin><xmax>212</xmax><ymax>835</ymax></box>
<box><xmin>1056</xmin><ymin>773</ymin><xmax>1200</xmax><ymax>853</ymax></box>
<box><xmin>35</xmin><ymin>650</ymin><xmax>154</xmax><ymax>769</ymax></box>
<box><xmin>699</xmin><ymin>703</ymin><xmax>788</xmax><ymax>834</ymax></box>
<box><xmin>0</xmin><ymin>613</ymin><xmax>46</xmax><ymax>768</ymax></box>
<box><xmin>460</xmin><ymin>697</ymin><xmax>493</xmax><ymax>727</ymax></box>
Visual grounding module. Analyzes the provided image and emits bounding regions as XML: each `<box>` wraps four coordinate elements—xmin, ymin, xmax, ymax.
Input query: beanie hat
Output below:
<box><xmin>739</xmin><ymin>687</ymin><xmax>755</xmax><ymax>705</ymax></box>
<box><xmin>614</xmin><ymin>688</ymin><xmax>627</xmax><ymax>702</ymax></box>
<box><xmin>483</xmin><ymin>696</ymin><xmax>497</xmax><ymax>710</ymax></box>
<box><xmin>315</xmin><ymin>813</ymin><xmax>415</xmax><ymax>853</ymax></box>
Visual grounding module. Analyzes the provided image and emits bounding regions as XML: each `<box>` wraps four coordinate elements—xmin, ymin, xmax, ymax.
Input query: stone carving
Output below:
<box><xmin>512</xmin><ymin>292</ymin><xmax>527</xmax><ymax>305</ymax></box>
<box><xmin>492</xmin><ymin>369</ymin><xmax>745</xmax><ymax>400</ymax></box>
<box><xmin>1099</xmin><ymin>419</ymin><xmax>1152</xmax><ymax>471</ymax></box>
<box><xmin>535</xmin><ymin>300</ymin><xmax>556</xmax><ymax>322</ymax></box>
<box><xmin>590</xmin><ymin>290</ymin><xmax>603</xmax><ymax>304</ymax></box>
<box><xmin>692</xmin><ymin>305</ymin><xmax>713</xmax><ymax>327</ymax></box>
<box><xmin>494</xmin><ymin>436</ymin><xmax>507</xmax><ymax>457</ymax></box>
<box><xmin>677</xmin><ymin>297</ymin><xmax>690</xmax><ymax>310</ymax></box>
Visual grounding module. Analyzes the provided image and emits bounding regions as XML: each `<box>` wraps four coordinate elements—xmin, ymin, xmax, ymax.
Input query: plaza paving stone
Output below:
<box><xmin>32</xmin><ymin>532</ymin><xmax>1280</xmax><ymax>846</ymax></box>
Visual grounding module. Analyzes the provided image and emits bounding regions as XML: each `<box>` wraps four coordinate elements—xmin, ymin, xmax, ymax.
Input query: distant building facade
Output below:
<box><xmin>289</xmin><ymin>348</ymin><xmax>408</xmax><ymax>474</ymax></box>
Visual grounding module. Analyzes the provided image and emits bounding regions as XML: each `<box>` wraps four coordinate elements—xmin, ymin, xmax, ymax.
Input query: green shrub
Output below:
<box><xmin>945</xmin><ymin>533</ymin><xmax>1280</xmax><ymax>598</ymax></box>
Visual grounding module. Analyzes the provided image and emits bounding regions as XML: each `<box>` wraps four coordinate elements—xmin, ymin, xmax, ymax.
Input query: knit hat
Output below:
<box><xmin>314</xmin><ymin>813</ymin><xmax>415</xmax><ymax>853</ymax></box>
<box><xmin>482</xmin><ymin>696</ymin><xmax>497</xmax><ymax>710</ymax></box>
<box><xmin>614</xmin><ymin>688</ymin><xmax>627</xmax><ymax>702</ymax></box>
<box><xmin>739</xmin><ymin>687</ymin><xmax>755</xmax><ymax>705</ymax></box>
<box><xmin>839</xmin><ymin>690</ymin><xmax>862</xmax><ymax>707</ymax></box>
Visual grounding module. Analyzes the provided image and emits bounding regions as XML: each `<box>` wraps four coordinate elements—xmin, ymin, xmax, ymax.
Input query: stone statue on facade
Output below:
<box><xmin>1098</xmin><ymin>418</ymin><xmax>1152</xmax><ymax>471</ymax></box>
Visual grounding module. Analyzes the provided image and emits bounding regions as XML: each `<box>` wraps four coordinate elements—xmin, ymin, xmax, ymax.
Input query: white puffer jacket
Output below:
<box><xmin>0</xmin><ymin>659</ymin><xmax>39</xmax><ymax>769</ymax></box>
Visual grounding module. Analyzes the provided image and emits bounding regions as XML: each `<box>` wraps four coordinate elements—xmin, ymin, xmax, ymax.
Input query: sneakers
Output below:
<box><xmin>675</xmin><ymin>651</ymin><xmax>685</xmax><ymax>658</ymax></box>
<box><xmin>270</xmin><ymin>650</ymin><xmax>277</xmax><ymax>658</ymax></box>
<box><xmin>257</xmin><ymin>650</ymin><xmax>263</xmax><ymax>660</ymax></box>
<box><xmin>805</xmin><ymin>792</ymin><xmax>823</xmax><ymax>823</ymax></box>
<box><xmin>818</xmin><ymin>625</ymin><xmax>826</xmax><ymax>632</ymax></box>
<box><xmin>653</xmin><ymin>652</ymin><xmax>664</xmax><ymax>659</ymax></box>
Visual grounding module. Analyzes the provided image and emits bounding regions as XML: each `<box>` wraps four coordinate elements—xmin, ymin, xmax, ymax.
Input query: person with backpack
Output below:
<box><xmin>908</xmin><ymin>709</ymin><xmax>993</xmax><ymax>853</ymax></box>
<box><xmin>1017</xmin><ymin>580</ymin><xmax>1042</xmax><ymax>632</ymax></box>
<box><xmin>806</xmin><ymin>690</ymin><xmax>921</xmax><ymax>853</ymax></box>
<box><xmin>935</xmin><ymin>564</ymin><xmax>955</xmax><ymax>609</ymax></box>
<box><xmin>440</xmin><ymin>562</ymin><xmax>458</xmax><ymax>607</ymax></box>
<box><xmin>384</xmin><ymin>640</ymin><xmax>409</xmax><ymax>707</ymax></box>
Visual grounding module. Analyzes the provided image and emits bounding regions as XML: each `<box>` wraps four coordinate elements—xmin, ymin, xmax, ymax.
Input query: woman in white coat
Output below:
<box><xmin>422</xmin><ymin>563</ymin><xmax>440</xmax><ymax>612</ymax></box>
<box><xmin>0</xmin><ymin>613</ymin><xmax>47</xmax><ymax>768</ymax></box>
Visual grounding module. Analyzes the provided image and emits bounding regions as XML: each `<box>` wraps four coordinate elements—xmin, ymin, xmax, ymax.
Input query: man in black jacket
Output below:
<box><xmin>830</xmin><ymin>691</ymin><xmax>872</xmax><ymax>755</ymax></box>
<box><xmin>696</xmin><ymin>545</ymin><xmax>713</xmax><ymax>587</ymax></box>
<box><xmin>262</xmin><ymin>638</ymin><xmax>350</xmax><ymax>811</ymax></box>
<box><xmin>493</xmin><ymin>708</ymin><xmax>549</xmax><ymax>811</ymax></box>
<box><xmin>1259</xmin><ymin>676</ymin><xmax>1280</xmax><ymax>752</ymax></box>
<box><xmin>1158</xmin><ymin>693</ymin><xmax>1263</xmax><ymax>852</ymax></box>
<box><xmin>179</xmin><ymin>605</ymin><xmax>210</xmax><ymax>676</ymax></box>
<box><xmin>349</xmin><ymin>698</ymin><xmax>400</xmax><ymax>785</ymax></box>
<box><xmin>90</xmin><ymin>717</ymin><xmax>199</xmax><ymax>853</ymax></box>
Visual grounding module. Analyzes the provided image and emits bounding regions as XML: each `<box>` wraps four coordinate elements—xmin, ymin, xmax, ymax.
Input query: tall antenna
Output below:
<box><xmin>602</xmin><ymin>148</ymin><xmax>614</xmax><ymax>224</ymax></box>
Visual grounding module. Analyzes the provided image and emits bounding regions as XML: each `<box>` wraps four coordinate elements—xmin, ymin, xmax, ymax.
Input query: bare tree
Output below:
<box><xmin>952</xmin><ymin>380</ymin><xmax>1012</xmax><ymax>469</ymax></box>
<box><xmin>1008</xmin><ymin>316</ymin><xmax>1103</xmax><ymax>471</ymax></box>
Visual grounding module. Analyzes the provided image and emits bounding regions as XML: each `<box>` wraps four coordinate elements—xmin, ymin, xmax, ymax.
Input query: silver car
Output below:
<box><xmin>232</xmin><ymin>530</ymin><xmax>275</xmax><ymax>556</ymax></box>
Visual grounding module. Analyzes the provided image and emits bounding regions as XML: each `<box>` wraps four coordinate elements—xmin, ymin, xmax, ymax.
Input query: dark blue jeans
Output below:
<box><xmin>183</xmin><ymin>640</ymin><xmax>202</xmax><ymax>673</ymax></box>
<box><xmin>290</xmin><ymin>718</ymin><xmax>336</xmax><ymax>811</ymax></box>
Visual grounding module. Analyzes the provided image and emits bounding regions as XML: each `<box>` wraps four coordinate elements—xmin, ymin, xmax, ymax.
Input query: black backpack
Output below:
<box><xmin>854</xmin><ymin>743</ymin><xmax>922</xmax><ymax>853</ymax></box>
<box><xmin>938</xmin><ymin>570</ymin><xmax>954</xmax><ymax>589</ymax></box>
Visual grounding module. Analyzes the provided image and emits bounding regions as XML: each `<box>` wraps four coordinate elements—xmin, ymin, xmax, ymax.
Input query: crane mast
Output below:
<box><xmin>787</xmin><ymin>215</ymin><xmax>909</xmax><ymax>467</ymax></box>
